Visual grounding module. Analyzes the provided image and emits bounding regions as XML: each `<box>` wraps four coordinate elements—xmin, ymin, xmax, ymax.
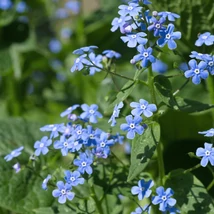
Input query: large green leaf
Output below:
<box><xmin>127</xmin><ymin>122</ymin><xmax>160</xmax><ymax>181</ymax></box>
<box><xmin>165</xmin><ymin>169</ymin><xmax>214</xmax><ymax>214</ymax></box>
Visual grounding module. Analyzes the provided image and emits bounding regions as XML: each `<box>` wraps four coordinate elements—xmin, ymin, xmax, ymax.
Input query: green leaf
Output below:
<box><xmin>0</xmin><ymin>9</ymin><xmax>16</xmax><ymax>27</ymax></box>
<box><xmin>127</xmin><ymin>122</ymin><xmax>160</xmax><ymax>181</ymax></box>
<box><xmin>154</xmin><ymin>75</ymin><xmax>177</xmax><ymax>108</ymax></box>
<box><xmin>165</xmin><ymin>169</ymin><xmax>214</xmax><ymax>214</ymax></box>
<box><xmin>0</xmin><ymin>49</ymin><xmax>12</xmax><ymax>76</ymax></box>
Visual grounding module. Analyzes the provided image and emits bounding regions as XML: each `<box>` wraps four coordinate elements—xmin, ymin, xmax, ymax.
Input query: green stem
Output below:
<box><xmin>91</xmin><ymin>185</ymin><xmax>104</xmax><ymax>214</ymax></box>
<box><xmin>207</xmin><ymin>180</ymin><xmax>214</xmax><ymax>191</ymax></box>
<box><xmin>173</xmin><ymin>79</ymin><xmax>189</xmax><ymax>96</ymax></box>
<box><xmin>183</xmin><ymin>163</ymin><xmax>201</xmax><ymax>174</ymax></box>
<box><xmin>147</xmin><ymin>67</ymin><xmax>165</xmax><ymax>185</ymax></box>
<box><xmin>207</xmin><ymin>76</ymin><xmax>214</xmax><ymax>124</ymax></box>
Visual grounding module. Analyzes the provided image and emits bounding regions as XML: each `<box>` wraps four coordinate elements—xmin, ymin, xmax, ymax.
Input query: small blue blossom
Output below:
<box><xmin>42</xmin><ymin>174</ymin><xmax>52</xmax><ymax>190</ymax></box>
<box><xmin>52</xmin><ymin>181</ymin><xmax>75</xmax><ymax>204</ymax></box>
<box><xmin>60</xmin><ymin>28</ymin><xmax>72</xmax><ymax>39</ymax></box>
<box><xmin>120</xmin><ymin>115</ymin><xmax>144</xmax><ymax>139</ymax></box>
<box><xmin>121</xmin><ymin>32</ymin><xmax>148</xmax><ymax>48</ymax></box>
<box><xmin>4</xmin><ymin>146</ymin><xmax>24</xmax><ymax>162</ymax></box>
<box><xmin>73</xmin><ymin>152</ymin><xmax>93</xmax><ymax>174</ymax></box>
<box><xmin>40</xmin><ymin>123</ymin><xmax>65</xmax><ymax>139</ymax></box>
<box><xmin>131</xmin><ymin>179</ymin><xmax>154</xmax><ymax>200</ymax></box>
<box><xmin>189</xmin><ymin>51</ymin><xmax>207</xmax><ymax>60</ymax></box>
<box><xmin>130</xmin><ymin>99</ymin><xmax>157</xmax><ymax>117</ymax></box>
<box><xmin>55</xmin><ymin>8</ymin><xmax>69</xmax><ymax>19</ymax></box>
<box><xmin>152</xmin><ymin>59</ymin><xmax>168</xmax><ymax>74</ymax></box>
<box><xmin>131</xmin><ymin>207</ymin><xmax>142</xmax><ymax>214</ymax></box>
<box><xmin>158</xmin><ymin>11</ymin><xmax>180</xmax><ymax>21</ymax></box>
<box><xmin>132</xmin><ymin>45</ymin><xmax>156</xmax><ymax>67</ymax></box>
<box><xmin>82</xmin><ymin>126</ymin><xmax>102</xmax><ymax>146</ymax></box>
<box><xmin>73</xmin><ymin>46</ymin><xmax>98</xmax><ymax>55</ymax></box>
<box><xmin>0</xmin><ymin>0</ymin><xmax>12</xmax><ymax>10</ymax></box>
<box><xmin>164</xmin><ymin>205</ymin><xmax>181</xmax><ymax>214</ymax></box>
<box><xmin>60</xmin><ymin>104</ymin><xmax>80</xmax><ymax>117</ymax></box>
<box><xmin>204</xmin><ymin>55</ymin><xmax>214</xmax><ymax>75</ymax></box>
<box><xmin>80</xmin><ymin>104</ymin><xmax>102</xmax><ymax>123</ymax></box>
<box><xmin>87</xmin><ymin>52</ymin><xmax>103</xmax><ymax>75</ymax></box>
<box><xmin>147</xmin><ymin>17</ymin><xmax>166</xmax><ymax>37</ymax></box>
<box><xmin>34</xmin><ymin>136</ymin><xmax>52</xmax><ymax>156</ymax></box>
<box><xmin>49</xmin><ymin>39</ymin><xmax>62</xmax><ymax>53</ymax></box>
<box><xmin>112</xmin><ymin>133</ymin><xmax>125</xmax><ymax>144</ymax></box>
<box><xmin>111</xmin><ymin>16</ymin><xmax>131</xmax><ymax>32</ymax></box>
<box><xmin>96</xmin><ymin>132</ymin><xmax>115</xmax><ymax>149</ymax></box>
<box><xmin>73</xmin><ymin>125</ymin><xmax>86</xmax><ymax>140</ymax></box>
<box><xmin>198</xmin><ymin>128</ymin><xmax>214</xmax><ymax>137</ymax></box>
<box><xmin>195</xmin><ymin>32</ymin><xmax>214</xmax><ymax>46</ymax></box>
<box><xmin>70</xmin><ymin>54</ymin><xmax>89</xmax><ymax>72</ymax></box>
<box><xmin>152</xmin><ymin>187</ymin><xmax>177</xmax><ymax>212</ymax></box>
<box><xmin>196</xmin><ymin>142</ymin><xmax>214</xmax><ymax>167</ymax></box>
<box><xmin>102</xmin><ymin>50</ymin><xmax>121</xmax><ymax>59</ymax></box>
<box><xmin>118</xmin><ymin>3</ymin><xmax>142</xmax><ymax>17</ymax></box>
<box><xmin>92</xmin><ymin>147</ymin><xmax>110</xmax><ymax>159</ymax></box>
<box><xmin>157</xmin><ymin>24</ymin><xmax>181</xmax><ymax>50</ymax></box>
<box><xmin>54</xmin><ymin>135</ymin><xmax>73</xmax><ymax>156</ymax></box>
<box><xmin>131</xmin><ymin>205</ymin><xmax>151</xmax><ymax>214</ymax></box>
<box><xmin>130</xmin><ymin>0</ymin><xmax>151</xmax><ymax>5</ymax></box>
<box><xmin>108</xmin><ymin>101</ymin><xmax>124</xmax><ymax>126</ymax></box>
<box><xmin>16</xmin><ymin>1</ymin><xmax>28</xmax><ymax>13</ymax></box>
<box><xmin>13</xmin><ymin>162</ymin><xmax>21</xmax><ymax>173</ymax></box>
<box><xmin>64</xmin><ymin>170</ymin><xmax>84</xmax><ymax>186</ymax></box>
<box><xmin>65</xmin><ymin>0</ymin><xmax>81</xmax><ymax>14</ymax></box>
<box><xmin>184</xmin><ymin>59</ymin><xmax>209</xmax><ymax>84</ymax></box>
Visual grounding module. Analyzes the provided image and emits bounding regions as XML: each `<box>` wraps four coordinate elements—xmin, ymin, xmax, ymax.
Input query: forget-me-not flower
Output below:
<box><xmin>152</xmin><ymin>186</ymin><xmax>176</xmax><ymax>212</ymax></box>
<box><xmin>0</xmin><ymin>0</ymin><xmax>12</xmax><ymax>10</ymax></box>
<box><xmin>108</xmin><ymin>101</ymin><xmax>124</xmax><ymax>126</ymax></box>
<box><xmin>60</xmin><ymin>104</ymin><xmax>80</xmax><ymax>117</ymax></box>
<box><xmin>60</xmin><ymin>28</ymin><xmax>72</xmax><ymax>39</ymax></box>
<box><xmin>80</xmin><ymin>104</ymin><xmax>102</xmax><ymax>123</ymax></box>
<box><xmin>65</xmin><ymin>0</ymin><xmax>81</xmax><ymax>14</ymax></box>
<box><xmin>4</xmin><ymin>146</ymin><xmax>24</xmax><ymax>162</ymax></box>
<box><xmin>16</xmin><ymin>1</ymin><xmax>27</xmax><ymax>13</ymax></box>
<box><xmin>52</xmin><ymin>181</ymin><xmax>75</xmax><ymax>204</ymax></box>
<box><xmin>157</xmin><ymin>24</ymin><xmax>181</xmax><ymax>50</ymax></box>
<box><xmin>198</xmin><ymin>128</ymin><xmax>214</xmax><ymax>137</ymax></box>
<box><xmin>189</xmin><ymin>51</ymin><xmax>207</xmax><ymax>60</ymax></box>
<box><xmin>111</xmin><ymin>16</ymin><xmax>131</xmax><ymax>32</ymax></box>
<box><xmin>120</xmin><ymin>115</ymin><xmax>144</xmax><ymax>139</ymax></box>
<box><xmin>54</xmin><ymin>135</ymin><xmax>74</xmax><ymax>156</ymax></box>
<box><xmin>130</xmin><ymin>99</ymin><xmax>157</xmax><ymax>117</ymax></box>
<box><xmin>184</xmin><ymin>59</ymin><xmax>209</xmax><ymax>84</ymax></box>
<box><xmin>158</xmin><ymin>11</ymin><xmax>180</xmax><ymax>21</ymax></box>
<box><xmin>70</xmin><ymin>54</ymin><xmax>89</xmax><ymax>72</ymax></box>
<box><xmin>55</xmin><ymin>8</ymin><xmax>69</xmax><ymax>19</ymax></box>
<box><xmin>204</xmin><ymin>55</ymin><xmax>214</xmax><ymax>75</ymax></box>
<box><xmin>196</xmin><ymin>142</ymin><xmax>214</xmax><ymax>167</ymax></box>
<box><xmin>152</xmin><ymin>59</ymin><xmax>168</xmax><ymax>74</ymax></box>
<box><xmin>13</xmin><ymin>162</ymin><xmax>21</xmax><ymax>173</ymax></box>
<box><xmin>40</xmin><ymin>123</ymin><xmax>65</xmax><ymax>139</ymax></box>
<box><xmin>87</xmin><ymin>52</ymin><xmax>103</xmax><ymax>75</ymax></box>
<box><xmin>102</xmin><ymin>50</ymin><xmax>121</xmax><ymax>59</ymax></box>
<box><xmin>34</xmin><ymin>136</ymin><xmax>52</xmax><ymax>156</ymax></box>
<box><xmin>195</xmin><ymin>32</ymin><xmax>214</xmax><ymax>46</ymax></box>
<box><xmin>49</xmin><ymin>39</ymin><xmax>62</xmax><ymax>53</ymax></box>
<box><xmin>73</xmin><ymin>46</ymin><xmax>98</xmax><ymax>55</ymax></box>
<box><xmin>64</xmin><ymin>170</ymin><xmax>84</xmax><ymax>186</ymax></box>
<box><xmin>42</xmin><ymin>174</ymin><xmax>52</xmax><ymax>190</ymax></box>
<box><xmin>147</xmin><ymin>17</ymin><xmax>166</xmax><ymax>37</ymax></box>
<box><xmin>131</xmin><ymin>179</ymin><xmax>154</xmax><ymax>200</ymax></box>
<box><xmin>118</xmin><ymin>3</ymin><xmax>142</xmax><ymax>17</ymax></box>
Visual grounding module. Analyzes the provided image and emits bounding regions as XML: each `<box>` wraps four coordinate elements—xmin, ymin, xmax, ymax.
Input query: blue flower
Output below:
<box><xmin>130</xmin><ymin>99</ymin><xmax>157</xmax><ymax>117</ymax></box>
<box><xmin>131</xmin><ymin>205</ymin><xmax>151</xmax><ymax>214</ymax></box>
<box><xmin>0</xmin><ymin>0</ymin><xmax>12</xmax><ymax>10</ymax></box>
<box><xmin>204</xmin><ymin>55</ymin><xmax>214</xmax><ymax>75</ymax></box>
<box><xmin>64</xmin><ymin>170</ymin><xmax>84</xmax><ymax>186</ymax></box>
<box><xmin>13</xmin><ymin>162</ymin><xmax>21</xmax><ymax>173</ymax></box>
<box><xmin>92</xmin><ymin>147</ymin><xmax>110</xmax><ymax>159</ymax></box>
<box><xmin>16</xmin><ymin>1</ymin><xmax>27</xmax><ymax>13</ymax></box>
<box><xmin>196</xmin><ymin>143</ymin><xmax>214</xmax><ymax>167</ymax></box>
<box><xmin>118</xmin><ymin>3</ymin><xmax>142</xmax><ymax>17</ymax></box>
<box><xmin>52</xmin><ymin>181</ymin><xmax>75</xmax><ymax>204</ymax></box>
<box><xmin>131</xmin><ymin>207</ymin><xmax>142</xmax><ymax>214</ymax></box>
<box><xmin>152</xmin><ymin>59</ymin><xmax>168</xmax><ymax>74</ymax></box>
<box><xmin>40</xmin><ymin>123</ymin><xmax>65</xmax><ymax>139</ymax></box>
<box><xmin>164</xmin><ymin>205</ymin><xmax>181</xmax><ymax>214</ymax></box>
<box><xmin>49</xmin><ymin>39</ymin><xmax>62</xmax><ymax>53</ymax></box>
<box><xmin>73</xmin><ymin>125</ymin><xmax>86</xmax><ymax>139</ymax></box>
<box><xmin>121</xmin><ymin>32</ymin><xmax>148</xmax><ymax>48</ymax></box>
<box><xmin>152</xmin><ymin>187</ymin><xmax>176</xmax><ymax>212</ymax></box>
<box><xmin>120</xmin><ymin>115</ymin><xmax>144</xmax><ymax>139</ymax></box>
<box><xmin>96</xmin><ymin>132</ymin><xmax>115</xmax><ymax>149</ymax></box>
<box><xmin>55</xmin><ymin>8</ymin><xmax>69</xmax><ymax>19</ymax></box>
<box><xmin>54</xmin><ymin>135</ymin><xmax>74</xmax><ymax>156</ymax></box>
<box><xmin>60</xmin><ymin>104</ymin><xmax>80</xmax><ymax>117</ymax></box>
<box><xmin>112</xmin><ymin>133</ymin><xmax>124</xmax><ymax>144</ymax></box>
<box><xmin>184</xmin><ymin>59</ymin><xmax>209</xmax><ymax>84</ymax></box>
<box><xmin>189</xmin><ymin>51</ymin><xmax>207</xmax><ymax>60</ymax></box>
<box><xmin>4</xmin><ymin>146</ymin><xmax>24</xmax><ymax>161</ymax></box>
<box><xmin>102</xmin><ymin>50</ymin><xmax>121</xmax><ymax>59</ymax></box>
<box><xmin>70</xmin><ymin>54</ymin><xmax>89</xmax><ymax>72</ymax></box>
<box><xmin>131</xmin><ymin>179</ymin><xmax>154</xmax><ymax>200</ymax></box>
<box><xmin>34</xmin><ymin>136</ymin><xmax>52</xmax><ymax>156</ymax></box>
<box><xmin>87</xmin><ymin>52</ymin><xmax>103</xmax><ymax>75</ymax></box>
<box><xmin>82</xmin><ymin>126</ymin><xmax>102</xmax><ymax>146</ymax></box>
<box><xmin>65</xmin><ymin>0</ymin><xmax>81</xmax><ymax>14</ymax></box>
<box><xmin>132</xmin><ymin>45</ymin><xmax>156</xmax><ymax>67</ymax></box>
<box><xmin>111</xmin><ymin>16</ymin><xmax>131</xmax><ymax>32</ymax></box>
<box><xmin>73</xmin><ymin>46</ymin><xmax>98</xmax><ymax>55</ymax></box>
<box><xmin>157</xmin><ymin>24</ymin><xmax>181</xmax><ymax>50</ymax></box>
<box><xmin>195</xmin><ymin>32</ymin><xmax>214</xmax><ymax>46</ymax></box>
<box><xmin>147</xmin><ymin>17</ymin><xmax>166</xmax><ymax>37</ymax></box>
<box><xmin>73</xmin><ymin>152</ymin><xmax>93</xmax><ymax>174</ymax></box>
<box><xmin>80</xmin><ymin>104</ymin><xmax>102</xmax><ymax>123</ymax></box>
<box><xmin>42</xmin><ymin>174</ymin><xmax>52</xmax><ymax>190</ymax></box>
<box><xmin>130</xmin><ymin>0</ymin><xmax>151</xmax><ymax>5</ymax></box>
<box><xmin>60</xmin><ymin>28</ymin><xmax>72</xmax><ymax>39</ymax></box>
<box><xmin>198</xmin><ymin>128</ymin><xmax>214</xmax><ymax>137</ymax></box>
<box><xmin>108</xmin><ymin>101</ymin><xmax>124</xmax><ymax>126</ymax></box>
<box><xmin>158</xmin><ymin>11</ymin><xmax>180</xmax><ymax>21</ymax></box>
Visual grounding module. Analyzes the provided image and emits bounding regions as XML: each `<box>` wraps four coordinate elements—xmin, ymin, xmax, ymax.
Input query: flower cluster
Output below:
<box><xmin>119</xmin><ymin>99</ymin><xmax>157</xmax><ymax>139</ymax></box>
<box><xmin>131</xmin><ymin>178</ymin><xmax>179</xmax><ymax>213</ymax></box>
<box><xmin>196</xmin><ymin>128</ymin><xmax>214</xmax><ymax>167</ymax></box>
<box><xmin>184</xmin><ymin>33</ymin><xmax>214</xmax><ymax>84</ymax></box>
<box><xmin>111</xmin><ymin>1</ymin><xmax>181</xmax><ymax>68</ymax></box>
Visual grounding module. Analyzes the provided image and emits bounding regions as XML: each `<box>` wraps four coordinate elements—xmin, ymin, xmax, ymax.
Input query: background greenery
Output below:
<box><xmin>0</xmin><ymin>0</ymin><xmax>214</xmax><ymax>213</ymax></box>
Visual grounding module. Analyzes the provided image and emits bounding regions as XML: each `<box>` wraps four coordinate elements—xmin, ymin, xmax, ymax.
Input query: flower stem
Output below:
<box><xmin>173</xmin><ymin>79</ymin><xmax>189</xmax><ymax>96</ymax></box>
<box><xmin>91</xmin><ymin>185</ymin><xmax>104</xmax><ymax>214</ymax></box>
<box><xmin>183</xmin><ymin>163</ymin><xmax>201</xmax><ymax>174</ymax></box>
<box><xmin>207</xmin><ymin>76</ymin><xmax>214</xmax><ymax>124</ymax></box>
<box><xmin>147</xmin><ymin>66</ymin><xmax>165</xmax><ymax>185</ymax></box>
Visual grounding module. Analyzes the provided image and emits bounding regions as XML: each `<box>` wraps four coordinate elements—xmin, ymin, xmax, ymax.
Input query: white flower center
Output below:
<box><xmin>194</xmin><ymin>69</ymin><xmax>200</xmax><ymax>74</ymax></box>
<box><xmin>127</xmin><ymin>6</ymin><xmax>133</xmax><ymax>11</ymax></box>
<box><xmin>162</xmin><ymin>196</ymin><xmax>167</xmax><ymax>201</ymax></box>
<box><xmin>76</xmin><ymin>58</ymin><xmax>80</xmax><ymax>63</ymax></box>
<box><xmin>155</xmin><ymin>23</ymin><xmax>160</xmax><ymax>28</ymax></box>
<box><xmin>166</xmin><ymin>34</ymin><xmax>171</xmax><ymax>39</ymax></box>
<box><xmin>89</xmin><ymin>109</ymin><xmax>95</xmax><ymax>114</ymax></box>
<box><xmin>140</xmin><ymin>104</ymin><xmax>146</xmax><ymax>110</ymax></box>
<box><xmin>77</xmin><ymin>130</ymin><xmax>82</xmax><ymax>135</ymax></box>
<box><xmin>202</xmin><ymin>35</ymin><xmax>208</xmax><ymax>40</ymax></box>
<box><xmin>101</xmin><ymin>142</ymin><xmax>106</xmax><ymax>147</ymax></box>
<box><xmin>205</xmin><ymin>150</ymin><xmax>210</xmax><ymax>156</ymax></box>
<box><xmin>40</xmin><ymin>143</ymin><xmax>44</xmax><ymax>148</ymax></box>
<box><xmin>63</xmin><ymin>142</ymin><xmax>68</xmax><ymax>147</ymax></box>
<box><xmin>89</xmin><ymin>134</ymin><xmax>94</xmax><ymax>139</ymax></box>
<box><xmin>61</xmin><ymin>189</ymin><xmax>66</xmax><ymax>195</ymax></box>
<box><xmin>70</xmin><ymin>177</ymin><xmax>75</xmax><ymax>181</ymax></box>
<box><xmin>82</xmin><ymin>161</ymin><xmax>87</xmax><ymax>167</ymax></box>
<box><xmin>131</xmin><ymin>34</ymin><xmax>137</xmax><ymax>39</ymax></box>
<box><xmin>130</xmin><ymin>123</ymin><xmax>135</xmax><ymax>129</ymax></box>
<box><xmin>143</xmin><ymin>52</ymin><xmax>149</xmax><ymax>57</ymax></box>
<box><xmin>208</xmin><ymin>61</ymin><xmax>214</xmax><ymax>66</ymax></box>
